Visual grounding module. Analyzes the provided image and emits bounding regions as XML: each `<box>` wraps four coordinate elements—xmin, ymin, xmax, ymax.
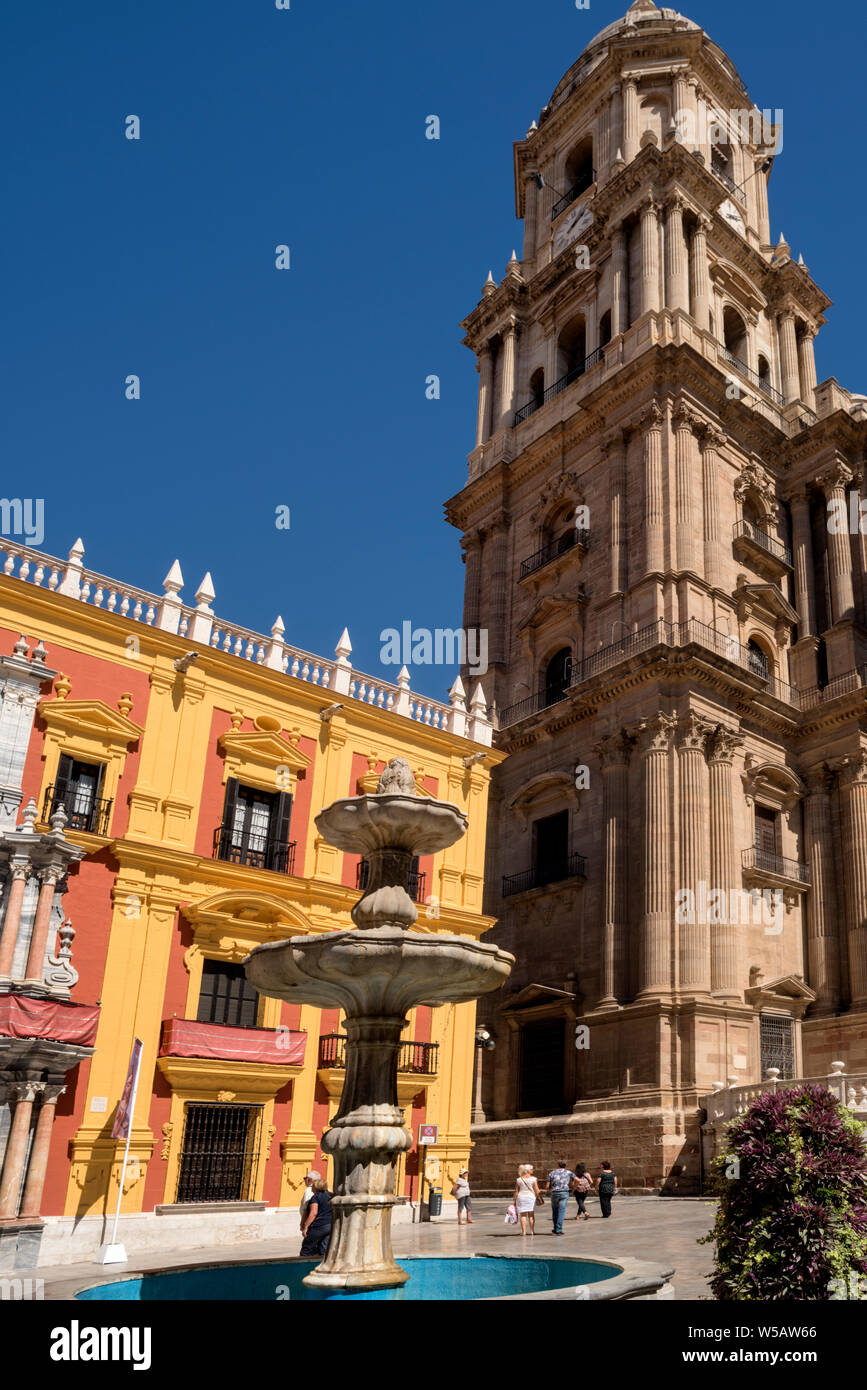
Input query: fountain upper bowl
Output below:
<box><xmin>314</xmin><ymin>794</ymin><xmax>468</xmax><ymax>856</ymax></box>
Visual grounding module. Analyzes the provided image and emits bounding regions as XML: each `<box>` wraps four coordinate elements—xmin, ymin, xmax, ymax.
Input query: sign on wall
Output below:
<box><xmin>418</xmin><ymin>1123</ymin><xmax>438</xmax><ymax>1145</ymax></box>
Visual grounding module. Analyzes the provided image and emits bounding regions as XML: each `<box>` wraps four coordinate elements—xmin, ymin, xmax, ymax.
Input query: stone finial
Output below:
<box><xmin>20</xmin><ymin>797</ymin><xmax>38</xmax><ymax>833</ymax></box>
<box><xmin>526</xmin><ymin>119</ymin><xmax>537</xmax><ymax>136</ymax></box>
<box><xmin>332</xmin><ymin>627</ymin><xmax>353</xmax><ymax>694</ymax></box>
<box><xmin>188</xmin><ymin>572</ymin><xmax>216</xmax><ymax>645</ymax></box>
<box><xmin>829</xmin><ymin>1060</ymin><xmax>846</xmax><ymax>1076</ymax></box>
<box><xmin>266</xmin><ymin>615</ymin><xmax>286</xmax><ymax>672</ymax></box>
<box><xmin>394</xmin><ymin>666</ymin><xmax>412</xmax><ymax>717</ymax></box>
<box><xmin>50</xmin><ymin>801</ymin><xmax>68</xmax><ymax>832</ymax></box>
<box><xmin>447</xmin><ymin>675</ymin><xmax>468</xmax><ymax>739</ymax></box>
<box><xmin>230</xmin><ymin>708</ymin><xmax>244</xmax><ymax>730</ymax></box>
<box><xmin>483</xmin><ymin>271</ymin><xmax>496</xmax><ymax>297</ymax></box>
<box><xmin>55</xmin><ymin>673</ymin><xmax>71</xmax><ymax>700</ymax></box>
<box><xmin>12</xmin><ymin>634</ymin><xmax>29</xmax><ymax>659</ymax></box>
<box><xmin>31</xmin><ymin>640</ymin><xmax>47</xmax><ymax>666</ymax></box>
<box><xmin>612</xmin><ymin>147</ymin><xmax>625</xmax><ymax>169</ymax></box>
<box><xmin>58</xmin><ymin>538</ymin><xmax>85</xmax><ymax>598</ymax></box>
<box><xmin>468</xmin><ymin>682</ymin><xmax>493</xmax><ymax>748</ymax></box>
<box><xmin>58</xmin><ymin>918</ymin><xmax>75</xmax><ymax>960</ymax></box>
<box><xmin>118</xmin><ymin>692</ymin><xmax>133</xmax><ymax>716</ymax></box>
<box><xmin>507</xmin><ymin>249</ymin><xmax>519</xmax><ymax>268</ymax></box>
<box><xmin>156</xmin><ymin>560</ymin><xmax>184</xmax><ymax>634</ymax></box>
<box><xmin>376</xmin><ymin>757</ymin><xmax>416</xmax><ymax>796</ymax></box>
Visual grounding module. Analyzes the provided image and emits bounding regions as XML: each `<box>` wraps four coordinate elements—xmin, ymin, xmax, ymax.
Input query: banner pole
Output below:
<box><xmin>98</xmin><ymin>1041</ymin><xmax>142</xmax><ymax>1264</ymax></box>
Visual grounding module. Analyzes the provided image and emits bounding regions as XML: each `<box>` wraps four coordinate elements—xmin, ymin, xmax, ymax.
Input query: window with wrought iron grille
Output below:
<box><xmin>214</xmin><ymin>778</ymin><xmax>293</xmax><ymax>873</ymax></box>
<box><xmin>175</xmin><ymin>1102</ymin><xmax>263</xmax><ymax>1204</ymax></box>
<box><xmin>46</xmin><ymin>754</ymin><xmax>110</xmax><ymax>834</ymax></box>
<box><xmin>760</xmin><ymin>1014</ymin><xmax>795</xmax><ymax>1080</ymax></box>
<box><xmin>197</xmin><ymin>960</ymin><xmax>260</xmax><ymax>1028</ymax></box>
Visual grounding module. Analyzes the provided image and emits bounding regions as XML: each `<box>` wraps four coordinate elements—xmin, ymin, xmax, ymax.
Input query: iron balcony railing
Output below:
<box><xmin>742</xmin><ymin>846</ymin><xmax>811</xmax><ymax>885</ymax></box>
<box><xmin>711</xmin><ymin>160</ymin><xmax>746</xmax><ymax>203</ymax></box>
<box><xmin>43</xmin><ymin>784</ymin><xmax>113</xmax><ymax>836</ymax></box>
<box><xmin>732</xmin><ymin>519</ymin><xmax>793</xmax><ymax>566</ymax></box>
<box><xmin>318</xmin><ymin>1033</ymin><xmax>439</xmax><ymax>1074</ymax></box>
<box><xmin>800</xmin><ymin>665</ymin><xmax>867</xmax><ymax>710</ymax></box>
<box><xmin>498</xmin><ymin>618</ymin><xmax>800</xmax><ymax>728</ymax></box>
<box><xmin>519</xmin><ymin>529</ymin><xmax>591</xmax><ymax>580</ymax></box>
<box><xmin>551</xmin><ymin>169</ymin><xmax>597</xmax><ymax>219</ymax></box>
<box><xmin>513</xmin><ymin>348</ymin><xmax>604</xmax><ymax>426</ymax></box>
<box><xmin>502</xmin><ymin>852</ymin><xmax>587</xmax><ymax>898</ymax></box>
<box><xmin>719</xmin><ymin>347</ymin><xmax>785</xmax><ymax>408</ymax></box>
<box><xmin>356</xmin><ymin>858</ymin><xmax>426</xmax><ymax>903</ymax></box>
<box><xmin>213</xmin><ymin>826</ymin><xmax>296</xmax><ymax>875</ymax></box>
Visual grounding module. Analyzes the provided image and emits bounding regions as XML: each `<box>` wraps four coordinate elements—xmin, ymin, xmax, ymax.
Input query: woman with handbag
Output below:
<box><xmin>572</xmin><ymin>1161</ymin><xmax>593</xmax><ymax>1220</ymax></box>
<box><xmin>514</xmin><ymin>1163</ymin><xmax>542</xmax><ymax>1236</ymax></box>
<box><xmin>597</xmin><ymin>1161</ymin><xmax>618</xmax><ymax>1218</ymax></box>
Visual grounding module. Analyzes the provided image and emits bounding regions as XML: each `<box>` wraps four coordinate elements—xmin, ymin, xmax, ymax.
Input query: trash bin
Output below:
<box><xmin>428</xmin><ymin>1187</ymin><xmax>442</xmax><ymax>1218</ymax></box>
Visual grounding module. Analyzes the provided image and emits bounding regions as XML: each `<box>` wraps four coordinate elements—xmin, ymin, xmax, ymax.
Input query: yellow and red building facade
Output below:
<box><xmin>0</xmin><ymin>540</ymin><xmax>500</xmax><ymax>1269</ymax></box>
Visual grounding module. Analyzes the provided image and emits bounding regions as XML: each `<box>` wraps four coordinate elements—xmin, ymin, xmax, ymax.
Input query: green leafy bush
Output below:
<box><xmin>702</xmin><ymin>1084</ymin><xmax>867</xmax><ymax>1300</ymax></box>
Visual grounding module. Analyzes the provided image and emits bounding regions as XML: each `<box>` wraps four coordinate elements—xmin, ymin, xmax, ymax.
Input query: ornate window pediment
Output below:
<box><xmin>508</xmin><ymin>771</ymin><xmax>580</xmax><ymax>825</ymax></box>
<box><xmin>37</xmin><ymin>696</ymin><xmax>143</xmax><ymax>837</ymax></box>
<box><xmin>741</xmin><ymin>756</ymin><xmax>805</xmax><ymax>812</ymax></box>
<box><xmin>217</xmin><ymin>728</ymin><xmax>311</xmax><ymax>794</ymax></box>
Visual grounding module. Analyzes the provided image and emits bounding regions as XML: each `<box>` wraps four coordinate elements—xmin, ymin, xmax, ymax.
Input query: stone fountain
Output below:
<box><xmin>244</xmin><ymin>758</ymin><xmax>513</xmax><ymax>1292</ymax></box>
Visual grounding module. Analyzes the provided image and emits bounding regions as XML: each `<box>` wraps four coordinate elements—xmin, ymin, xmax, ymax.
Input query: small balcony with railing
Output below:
<box><xmin>551</xmin><ymin>168</ymin><xmax>597</xmax><ymax>220</ymax></box>
<box><xmin>513</xmin><ymin>349</ymin><xmax>604</xmax><ymax>427</ymax></box>
<box><xmin>718</xmin><ymin>346</ymin><xmax>785</xmax><ymax>408</ymax></box>
<box><xmin>212</xmin><ymin>826</ymin><xmax>296</xmax><ymax>875</ymax></box>
<box><xmin>502</xmin><ymin>852</ymin><xmax>587</xmax><ymax>899</ymax></box>
<box><xmin>159</xmin><ymin>1016</ymin><xmax>307</xmax><ymax>1067</ymax></box>
<box><xmin>355</xmin><ymin>857</ymin><xmax>427</xmax><ymax>903</ymax></box>
<box><xmin>742</xmin><ymin>845</ymin><xmax>811</xmax><ymax>890</ymax></box>
<box><xmin>317</xmin><ymin>1032</ymin><xmax>439</xmax><ymax>1103</ymax></box>
<box><xmin>732</xmin><ymin>519</ymin><xmax>793</xmax><ymax>579</ymax></box>
<box><xmin>519</xmin><ymin>529</ymin><xmax>591</xmax><ymax>583</ymax></box>
<box><xmin>42</xmin><ymin>784</ymin><xmax>113</xmax><ymax>836</ymax></box>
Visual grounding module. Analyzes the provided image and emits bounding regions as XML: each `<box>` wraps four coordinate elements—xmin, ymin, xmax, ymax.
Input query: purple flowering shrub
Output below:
<box><xmin>702</xmin><ymin>1085</ymin><xmax>867</xmax><ymax>1300</ymax></box>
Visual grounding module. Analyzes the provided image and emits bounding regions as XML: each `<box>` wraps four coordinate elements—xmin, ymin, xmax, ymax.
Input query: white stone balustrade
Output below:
<box><xmin>0</xmin><ymin>541</ymin><xmax>492</xmax><ymax>745</ymax></box>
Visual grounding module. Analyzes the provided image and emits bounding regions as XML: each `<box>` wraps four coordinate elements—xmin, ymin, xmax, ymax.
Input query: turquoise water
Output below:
<box><xmin>76</xmin><ymin>1255</ymin><xmax>619</xmax><ymax>1301</ymax></box>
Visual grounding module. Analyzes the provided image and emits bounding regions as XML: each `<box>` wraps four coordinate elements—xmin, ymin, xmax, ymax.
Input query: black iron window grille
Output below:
<box><xmin>356</xmin><ymin>856</ymin><xmax>426</xmax><ymax>903</ymax></box>
<box><xmin>759</xmin><ymin>1014</ymin><xmax>795</xmax><ymax>1080</ymax></box>
<box><xmin>45</xmin><ymin>755</ymin><xmax>112</xmax><ymax>834</ymax></box>
<box><xmin>213</xmin><ymin>778</ymin><xmax>295</xmax><ymax>873</ymax></box>
<box><xmin>175</xmin><ymin>1101</ymin><xmax>263</xmax><ymax>1204</ymax></box>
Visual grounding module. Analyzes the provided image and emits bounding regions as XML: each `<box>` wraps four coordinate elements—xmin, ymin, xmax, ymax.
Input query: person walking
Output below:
<box><xmin>452</xmin><ymin>1168</ymin><xmax>473</xmax><ymax>1223</ymax></box>
<box><xmin>300</xmin><ymin>1178</ymin><xmax>333</xmax><ymax>1256</ymax></box>
<box><xmin>572</xmin><ymin>1162</ymin><xmax>593</xmax><ymax>1220</ymax></box>
<box><xmin>514</xmin><ymin>1164</ymin><xmax>542</xmax><ymax>1236</ymax></box>
<box><xmin>597</xmin><ymin>1161</ymin><xmax>618</xmax><ymax>1218</ymax></box>
<box><xmin>299</xmin><ymin>1169</ymin><xmax>321</xmax><ymax>1225</ymax></box>
<box><xmin>546</xmin><ymin>1159</ymin><xmax>577</xmax><ymax>1235</ymax></box>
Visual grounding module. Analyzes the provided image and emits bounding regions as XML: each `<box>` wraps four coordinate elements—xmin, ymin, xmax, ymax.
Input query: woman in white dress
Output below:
<box><xmin>514</xmin><ymin>1163</ymin><xmax>542</xmax><ymax>1236</ymax></box>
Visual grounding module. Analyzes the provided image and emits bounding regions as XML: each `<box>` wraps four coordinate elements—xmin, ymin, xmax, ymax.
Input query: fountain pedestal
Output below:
<box><xmin>244</xmin><ymin>760</ymin><xmax>513</xmax><ymax>1291</ymax></box>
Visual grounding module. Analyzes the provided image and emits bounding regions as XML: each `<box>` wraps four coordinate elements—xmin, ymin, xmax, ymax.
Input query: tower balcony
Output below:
<box><xmin>719</xmin><ymin>347</ymin><xmax>785</xmax><ymax>408</ymax></box>
<box><xmin>732</xmin><ymin>519</ymin><xmax>792</xmax><ymax>579</ymax></box>
<box><xmin>513</xmin><ymin>349</ymin><xmax>604</xmax><ymax>426</ymax></box>
<box><xmin>502</xmin><ymin>853</ymin><xmax>587</xmax><ymax>898</ymax></box>
<box><xmin>551</xmin><ymin>169</ymin><xmax>597</xmax><ymax>220</ymax></box>
<box><xmin>518</xmin><ymin>529</ymin><xmax>591</xmax><ymax>581</ymax></box>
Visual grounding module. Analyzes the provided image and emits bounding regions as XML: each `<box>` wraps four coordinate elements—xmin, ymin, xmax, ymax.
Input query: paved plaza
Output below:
<box><xmin>37</xmin><ymin>1195</ymin><xmax>715</xmax><ymax>1301</ymax></box>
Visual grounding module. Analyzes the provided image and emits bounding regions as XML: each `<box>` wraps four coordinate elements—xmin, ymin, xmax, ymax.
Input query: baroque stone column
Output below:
<box><xmin>0</xmin><ymin>1081</ymin><xmax>42</xmax><ymax>1218</ymax></box>
<box><xmin>611</xmin><ymin>223</ymin><xmax>628</xmax><ymax>336</ymax></box>
<box><xmin>699</xmin><ymin>425</ymin><xmax>724</xmax><ymax>588</ymax></box>
<box><xmin>803</xmin><ymin>767</ymin><xmax>841</xmax><ymax>1013</ymax></box>
<box><xmin>497</xmin><ymin>320</ymin><xmax>519</xmax><ymax>433</ymax></box>
<box><xmin>690</xmin><ymin>214</ymin><xmax>711</xmax><ymax>331</ymax></box>
<box><xmin>605</xmin><ymin>431</ymin><xmax>628</xmax><ymax>596</ymax></box>
<box><xmin>640</xmin><ymin>197</ymin><xmax>661</xmax><ymax>315</ymax></box>
<box><xmin>596</xmin><ymin>731</ymin><xmax>634</xmax><ymax>1007</ymax></box>
<box><xmin>642</xmin><ymin>402</ymin><xmax>664</xmax><ymax>575</ymax></box>
<box><xmin>461</xmin><ymin>529</ymin><xmax>483</xmax><ymax>672</ymax></box>
<box><xmin>638</xmin><ymin>714</ymin><xmax>676</xmax><ymax>997</ymax></box>
<box><xmin>19</xmin><ymin>1084</ymin><xmax>66</xmax><ymax>1219</ymax></box>
<box><xmin>818</xmin><ymin>462</ymin><xmax>855</xmax><ymax>623</ymax></box>
<box><xmin>838</xmin><ymin>753</ymin><xmax>867</xmax><ymax>1007</ymax></box>
<box><xmin>798</xmin><ymin>330</ymin><xmax>817</xmax><ymax>412</ymax></box>
<box><xmin>673</xmin><ymin>403</ymin><xmax>700</xmax><ymax>574</ymax></box>
<box><xmin>789</xmin><ymin>491</ymin><xmax>816</xmax><ymax>636</ymax></box>
<box><xmin>622</xmin><ymin>78</ymin><xmax>639</xmax><ymax>162</ymax></box>
<box><xmin>486</xmin><ymin>515</ymin><xmax>510</xmax><ymax>666</ymax></box>
<box><xmin>778</xmin><ymin>311</ymin><xmax>800</xmax><ymax>404</ymax></box>
<box><xmin>664</xmin><ymin>196</ymin><xmax>689</xmax><ymax>313</ymax></box>
<box><xmin>706</xmin><ymin>726</ymin><xmax>741</xmax><ymax>998</ymax></box>
<box><xmin>677</xmin><ymin>714</ymin><xmax>711</xmax><ymax>996</ymax></box>
<box><xmin>23</xmin><ymin>867</ymin><xmax>62</xmax><ymax>993</ymax></box>
<box><xmin>522</xmin><ymin>173</ymin><xmax>538</xmax><ymax>263</ymax></box>
<box><xmin>475</xmin><ymin>346</ymin><xmax>493</xmax><ymax>447</ymax></box>
<box><xmin>0</xmin><ymin>860</ymin><xmax>31</xmax><ymax>982</ymax></box>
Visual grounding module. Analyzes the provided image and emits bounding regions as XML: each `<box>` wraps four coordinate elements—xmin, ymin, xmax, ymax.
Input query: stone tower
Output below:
<box><xmin>445</xmin><ymin>0</ymin><xmax>867</xmax><ymax>1190</ymax></box>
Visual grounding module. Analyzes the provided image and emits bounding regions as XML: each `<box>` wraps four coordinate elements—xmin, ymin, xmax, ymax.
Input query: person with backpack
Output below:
<box><xmin>597</xmin><ymin>1161</ymin><xmax>618</xmax><ymax>1218</ymax></box>
<box><xmin>572</xmin><ymin>1161</ymin><xmax>593</xmax><ymax>1220</ymax></box>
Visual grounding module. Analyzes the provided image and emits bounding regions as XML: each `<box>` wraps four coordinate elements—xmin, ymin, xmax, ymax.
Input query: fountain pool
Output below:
<box><xmin>76</xmin><ymin>1255</ymin><xmax>621</xmax><ymax>1301</ymax></box>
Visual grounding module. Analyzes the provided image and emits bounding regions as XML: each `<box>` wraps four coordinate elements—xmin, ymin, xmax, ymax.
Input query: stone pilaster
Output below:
<box><xmin>706</xmin><ymin>725</ymin><xmax>741</xmax><ymax>998</ymax></box>
<box><xmin>797</xmin><ymin>330</ymin><xmax>817</xmax><ymax>412</ymax></box>
<box><xmin>461</xmin><ymin>530</ymin><xmax>482</xmax><ymax>640</ymax></box>
<box><xmin>677</xmin><ymin>714</ymin><xmax>711</xmax><ymax>996</ymax></box>
<box><xmin>605</xmin><ymin>431</ymin><xmax>628</xmax><ymax>596</ymax></box>
<box><xmin>642</xmin><ymin>402</ymin><xmax>664</xmax><ymax>575</ymax></box>
<box><xmin>522</xmin><ymin>174</ymin><xmax>538</xmax><ymax>263</ymax></box>
<box><xmin>789</xmin><ymin>491</ymin><xmax>816</xmax><ymax>636</ymax></box>
<box><xmin>690</xmin><ymin>214</ymin><xmax>711</xmax><ymax>331</ymax></box>
<box><xmin>664</xmin><ymin>196</ymin><xmax>689</xmax><ymax>313</ymax></box>
<box><xmin>699</xmin><ymin>425</ymin><xmax>724</xmax><ymax>589</ymax></box>
<box><xmin>497</xmin><ymin>319</ymin><xmax>519</xmax><ymax>433</ymax></box>
<box><xmin>596</xmin><ymin>730</ymin><xmax>634</xmax><ymax>1007</ymax></box>
<box><xmin>611</xmin><ymin>224</ymin><xmax>628</xmax><ymax>336</ymax></box>
<box><xmin>838</xmin><ymin>752</ymin><xmax>867</xmax><ymax>1007</ymax></box>
<box><xmin>486</xmin><ymin>515</ymin><xmax>510</xmax><ymax>667</ymax></box>
<box><xmin>638</xmin><ymin>713</ymin><xmax>676</xmax><ymax>997</ymax></box>
<box><xmin>622</xmin><ymin>78</ymin><xmax>638</xmax><ymax>163</ymax></box>
<box><xmin>640</xmin><ymin>197</ymin><xmax>661</xmax><ymax>315</ymax></box>
<box><xmin>803</xmin><ymin>767</ymin><xmax>841</xmax><ymax>1014</ymax></box>
<box><xmin>673</xmin><ymin>403</ymin><xmax>700</xmax><ymax>574</ymax></box>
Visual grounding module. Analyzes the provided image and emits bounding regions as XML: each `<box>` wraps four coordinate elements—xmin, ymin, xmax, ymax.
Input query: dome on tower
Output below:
<box><xmin>589</xmin><ymin>0</ymin><xmax>699</xmax><ymax>49</ymax></box>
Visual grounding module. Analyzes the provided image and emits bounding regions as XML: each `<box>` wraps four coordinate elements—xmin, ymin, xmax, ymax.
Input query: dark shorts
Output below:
<box><xmin>457</xmin><ymin>1195</ymin><xmax>472</xmax><ymax>1213</ymax></box>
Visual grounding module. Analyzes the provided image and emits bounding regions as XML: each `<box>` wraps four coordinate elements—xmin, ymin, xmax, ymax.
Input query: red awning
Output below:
<box><xmin>160</xmin><ymin>1017</ymin><xmax>307</xmax><ymax>1066</ymax></box>
<box><xmin>0</xmin><ymin>995</ymin><xmax>100</xmax><ymax>1045</ymax></box>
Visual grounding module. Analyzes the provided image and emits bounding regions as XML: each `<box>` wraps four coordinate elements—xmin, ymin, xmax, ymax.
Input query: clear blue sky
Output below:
<box><xmin>2</xmin><ymin>0</ymin><xmax>864</xmax><ymax>698</ymax></box>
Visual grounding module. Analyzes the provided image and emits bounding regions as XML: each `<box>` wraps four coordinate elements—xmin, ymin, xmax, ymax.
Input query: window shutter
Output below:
<box><xmin>222</xmin><ymin>778</ymin><xmax>240</xmax><ymax>838</ymax></box>
<box><xmin>271</xmin><ymin>790</ymin><xmax>293</xmax><ymax>852</ymax></box>
<box><xmin>55</xmin><ymin>753</ymin><xmax>75</xmax><ymax>796</ymax></box>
